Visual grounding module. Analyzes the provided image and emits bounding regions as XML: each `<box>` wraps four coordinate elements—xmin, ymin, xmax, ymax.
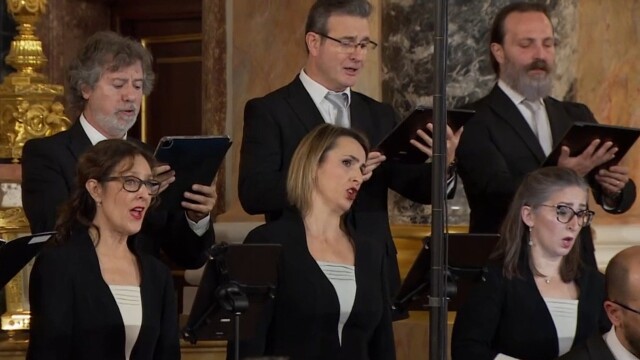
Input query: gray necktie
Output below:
<box><xmin>325</xmin><ymin>92</ymin><xmax>350</xmax><ymax>128</ymax></box>
<box><xmin>522</xmin><ymin>99</ymin><xmax>552</xmax><ymax>156</ymax></box>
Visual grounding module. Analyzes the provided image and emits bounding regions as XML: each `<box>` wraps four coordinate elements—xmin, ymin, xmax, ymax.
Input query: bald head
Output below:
<box><xmin>606</xmin><ymin>246</ymin><xmax>640</xmax><ymax>302</ymax></box>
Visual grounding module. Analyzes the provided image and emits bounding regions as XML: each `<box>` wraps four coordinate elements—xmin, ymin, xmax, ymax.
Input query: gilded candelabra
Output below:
<box><xmin>0</xmin><ymin>0</ymin><xmax>70</xmax><ymax>162</ymax></box>
<box><xmin>1</xmin><ymin>0</ymin><xmax>69</xmax><ymax>332</ymax></box>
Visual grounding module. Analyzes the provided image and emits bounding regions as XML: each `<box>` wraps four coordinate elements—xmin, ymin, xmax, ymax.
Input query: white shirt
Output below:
<box><xmin>317</xmin><ymin>261</ymin><xmax>356</xmax><ymax>345</ymax></box>
<box><xmin>299</xmin><ymin>69</ymin><xmax>351</xmax><ymax>126</ymax></box>
<box><xmin>108</xmin><ymin>285</ymin><xmax>142</xmax><ymax>360</ymax></box>
<box><xmin>79</xmin><ymin>114</ymin><xmax>210</xmax><ymax>235</ymax></box>
<box><xmin>605</xmin><ymin>326</ymin><xmax>640</xmax><ymax>360</ymax></box>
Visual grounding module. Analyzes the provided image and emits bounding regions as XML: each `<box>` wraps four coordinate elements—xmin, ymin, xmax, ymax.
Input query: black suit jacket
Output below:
<box><xmin>556</xmin><ymin>333</ymin><xmax>616</xmax><ymax>360</ymax></box>
<box><xmin>27</xmin><ymin>229</ymin><xmax>180</xmax><ymax>360</ymax></box>
<box><xmin>457</xmin><ymin>85</ymin><xmax>636</xmax><ymax>266</ymax></box>
<box><xmin>451</xmin><ymin>263</ymin><xmax>610</xmax><ymax>360</ymax></box>
<box><xmin>239</xmin><ymin>209</ymin><xmax>395</xmax><ymax>360</ymax></box>
<box><xmin>239</xmin><ymin>76</ymin><xmax>445</xmax><ymax>297</ymax></box>
<box><xmin>21</xmin><ymin>121</ymin><xmax>214</xmax><ymax>268</ymax></box>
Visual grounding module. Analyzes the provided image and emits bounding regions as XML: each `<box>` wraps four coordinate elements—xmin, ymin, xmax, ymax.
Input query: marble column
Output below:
<box><xmin>202</xmin><ymin>0</ymin><xmax>227</xmax><ymax>213</ymax></box>
<box><xmin>381</xmin><ymin>0</ymin><xmax>576</xmax><ymax>224</ymax></box>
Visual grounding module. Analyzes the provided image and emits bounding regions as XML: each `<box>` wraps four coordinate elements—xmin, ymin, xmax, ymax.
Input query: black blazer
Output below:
<box><xmin>457</xmin><ymin>85</ymin><xmax>636</xmax><ymax>266</ymax></box>
<box><xmin>239</xmin><ymin>209</ymin><xmax>395</xmax><ymax>360</ymax></box>
<box><xmin>451</xmin><ymin>263</ymin><xmax>610</xmax><ymax>360</ymax></box>
<box><xmin>27</xmin><ymin>229</ymin><xmax>180</xmax><ymax>360</ymax></box>
<box><xmin>556</xmin><ymin>333</ymin><xmax>616</xmax><ymax>360</ymax></box>
<box><xmin>238</xmin><ymin>75</ymin><xmax>447</xmax><ymax>297</ymax></box>
<box><xmin>21</xmin><ymin>121</ymin><xmax>214</xmax><ymax>268</ymax></box>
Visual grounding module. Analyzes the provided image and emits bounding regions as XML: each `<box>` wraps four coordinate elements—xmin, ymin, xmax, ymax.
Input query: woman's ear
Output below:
<box><xmin>85</xmin><ymin>179</ymin><xmax>103</xmax><ymax>204</ymax></box>
<box><xmin>521</xmin><ymin>205</ymin><xmax>535</xmax><ymax>228</ymax></box>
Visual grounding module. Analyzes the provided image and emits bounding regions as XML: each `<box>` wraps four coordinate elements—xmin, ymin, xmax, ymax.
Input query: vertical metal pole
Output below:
<box><xmin>429</xmin><ymin>0</ymin><xmax>449</xmax><ymax>359</ymax></box>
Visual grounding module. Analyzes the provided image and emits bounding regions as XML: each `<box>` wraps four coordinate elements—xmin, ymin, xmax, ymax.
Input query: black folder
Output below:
<box><xmin>0</xmin><ymin>232</ymin><xmax>56</xmax><ymax>288</ymax></box>
<box><xmin>376</xmin><ymin>107</ymin><xmax>475</xmax><ymax>163</ymax></box>
<box><xmin>542</xmin><ymin>122</ymin><xmax>640</xmax><ymax>170</ymax></box>
<box><xmin>154</xmin><ymin>136</ymin><xmax>232</xmax><ymax>211</ymax></box>
<box><xmin>395</xmin><ymin>233</ymin><xmax>499</xmax><ymax>312</ymax></box>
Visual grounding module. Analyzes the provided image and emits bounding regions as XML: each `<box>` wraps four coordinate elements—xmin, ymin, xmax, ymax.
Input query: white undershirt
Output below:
<box><xmin>109</xmin><ymin>285</ymin><xmax>142</xmax><ymax>360</ymax></box>
<box><xmin>493</xmin><ymin>298</ymin><xmax>578</xmax><ymax>360</ymax></box>
<box><xmin>317</xmin><ymin>261</ymin><xmax>356</xmax><ymax>345</ymax></box>
<box><xmin>299</xmin><ymin>69</ymin><xmax>352</xmax><ymax>126</ymax></box>
<box><xmin>544</xmin><ymin>298</ymin><xmax>578</xmax><ymax>356</ymax></box>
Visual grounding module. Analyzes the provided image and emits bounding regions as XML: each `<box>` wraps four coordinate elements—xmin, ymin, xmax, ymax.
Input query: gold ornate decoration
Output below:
<box><xmin>0</xmin><ymin>0</ymin><xmax>69</xmax><ymax>162</ymax></box>
<box><xmin>1</xmin><ymin>0</ymin><xmax>67</xmax><ymax>333</ymax></box>
<box><xmin>0</xmin><ymin>208</ymin><xmax>31</xmax><ymax>333</ymax></box>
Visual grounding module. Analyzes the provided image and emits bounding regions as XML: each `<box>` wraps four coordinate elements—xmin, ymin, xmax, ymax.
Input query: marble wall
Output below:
<box><xmin>575</xmin><ymin>1</ymin><xmax>640</xmax><ymax>225</ymax></box>
<box><xmin>380</xmin><ymin>0</ymin><xmax>631</xmax><ymax>225</ymax></box>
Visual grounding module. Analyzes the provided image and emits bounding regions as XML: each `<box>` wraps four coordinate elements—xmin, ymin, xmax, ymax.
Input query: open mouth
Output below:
<box><xmin>561</xmin><ymin>237</ymin><xmax>574</xmax><ymax>249</ymax></box>
<box><xmin>346</xmin><ymin>187</ymin><xmax>359</xmax><ymax>201</ymax></box>
<box><xmin>130</xmin><ymin>206</ymin><xmax>146</xmax><ymax>220</ymax></box>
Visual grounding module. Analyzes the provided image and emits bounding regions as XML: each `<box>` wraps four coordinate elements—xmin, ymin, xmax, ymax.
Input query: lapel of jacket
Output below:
<box><xmin>349</xmin><ymin>92</ymin><xmax>376</xmax><ymax>141</ymax></box>
<box><xmin>284</xmin><ymin>76</ymin><xmax>326</xmax><ymax>132</ymax></box>
<box><xmin>65</xmin><ymin>120</ymin><xmax>93</xmax><ymax>161</ymax></box>
<box><xmin>544</xmin><ymin>98</ymin><xmax>574</xmax><ymax>147</ymax></box>
<box><xmin>487</xmin><ymin>85</ymin><xmax>546</xmax><ymax>163</ymax></box>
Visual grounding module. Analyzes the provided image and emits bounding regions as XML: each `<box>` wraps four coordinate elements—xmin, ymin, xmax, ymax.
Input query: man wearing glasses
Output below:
<box><xmin>560</xmin><ymin>245</ymin><xmax>640</xmax><ymax>359</ymax></box>
<box><xmin>22</xmin><ymin>31</ymin><xmax>216</xmax><ymax>269</ymax></box>
<box><xmin>239</xmin><ymin>0</ymin><xmax>461</xmax><ymax>304</ymax></box>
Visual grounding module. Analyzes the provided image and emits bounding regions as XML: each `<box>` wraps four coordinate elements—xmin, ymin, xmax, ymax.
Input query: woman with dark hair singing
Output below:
<box><xmin>452</xmin><ymin>167</ymin><xmax>609</xmax><ymax>360</ymax></box>
<box><xmin>28</xmin><ymin>139</ymin><xmax>179</xmax><ymax>360</ymax></box>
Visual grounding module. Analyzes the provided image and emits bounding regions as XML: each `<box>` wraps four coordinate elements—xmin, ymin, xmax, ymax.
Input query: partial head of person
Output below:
<box><xmin>304</xmin><ymin>0</ymin><xmax>377</xmax><ymax>92</ymax></box>
<box><xmin>55</xmin><ymin>139</ymin><xmax>159</xmax><ymax>244</ymax></box>
<box><xmin>67</xmin><ymin>31</ymin><xmax>155</xmax><ymax>139</ymax></box>
<box><xmin>495</xmin><ymin>167</ymin><xmax>593</xmax><ymax>281</ymax></box>
<box><xmin>287</xmin><ymin>123</ymin><xmax>369</xmax><ymax>218</ymax></box>
<box><xmin>489</xmin><ymin>2</ymin><xmax>555</xmax><ymax>100</ymax></box>
<box><xmin>604</xmin><ymin>245</ymin><xmax>640</xmax><ymax>357</ymax></box>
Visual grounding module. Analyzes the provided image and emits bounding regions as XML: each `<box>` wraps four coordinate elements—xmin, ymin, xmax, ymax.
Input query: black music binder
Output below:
<box><xmin>154</xmin><ymin>136</ymin><xmax>232</xmax><ymax>211</ymax></box>
<box><xmin>376</xmin><ymin>107</ymin><xmax>475</xmax><ymax>163</ymax></box>
<box><xmin>543</xmin><ymin>122</ymin><xmax>640</xmax><ymax>171</ymax></box>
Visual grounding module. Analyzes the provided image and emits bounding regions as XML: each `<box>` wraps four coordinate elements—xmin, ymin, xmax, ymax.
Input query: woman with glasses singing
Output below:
<box><xmin>28</xmin><ymin>139</ymin><xmax>179</xmax><ymax>360</ymax></box>
<box><xmin>451</xmin><ymin>167</ymin><xmax>610</xmax><ymax>360</ymax></box>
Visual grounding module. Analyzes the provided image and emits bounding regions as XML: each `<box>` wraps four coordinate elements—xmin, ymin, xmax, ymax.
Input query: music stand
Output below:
<box><xmin>183</xmin><ymin>243</ymin><xmax>281</xmax><ymax>360</ymax></box>
<box><xmin>0</xmin><ymin>232</ymin><xmax>56</xmax><ymax>288</ymax></box>
<box><xmin>395</xmin><ymin>233</ymin><xmax>499</xmax><ymax>312</ymax></box>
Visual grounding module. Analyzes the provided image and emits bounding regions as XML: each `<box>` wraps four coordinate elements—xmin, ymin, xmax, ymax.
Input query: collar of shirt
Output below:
<box><xmin>79</xmin><ymin>113</ymin><xmax>127</xmax><ymax>145</ymax></box>
<box><xmin>299</xmin><ymin>68</ymin><xmax>351</xmax><ymax>108</ymax></box>
<box><xmin>605</xmin><ymin>326</ymin><xmax>640</xmax><ymax>360</ymax></box>
<box><xmin>497</xmin><ymin>79</ymin><xmax>544</xmax><ymax>107</ymax></box>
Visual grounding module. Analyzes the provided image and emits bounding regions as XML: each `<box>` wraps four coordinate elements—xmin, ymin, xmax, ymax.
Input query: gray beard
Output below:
<box><xmin>94</xmin><ymin>113</ymin><xmax>137</xmax><ymax>139</ymax></box>
<box><xmin>501</xmin><ymin>62</ymin><xmax>553</xmax><ymax>101</ymax></box>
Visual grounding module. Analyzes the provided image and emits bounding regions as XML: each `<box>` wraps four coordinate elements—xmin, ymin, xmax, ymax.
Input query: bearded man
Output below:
<box><xmin>456</xmin><ymin>2</ymin><xmax>636</xmax><ymax>268</ymax></box>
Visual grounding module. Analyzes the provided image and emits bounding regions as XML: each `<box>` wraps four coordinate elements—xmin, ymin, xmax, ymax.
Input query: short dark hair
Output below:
<box><xmin>489</xmin><ymin>2</ymin><xmax>553</xmax><ymax>75</ymax></box>
<box><xmin>66</xmin><ymin>31</ymin><xmax>155</xmax><ymax>115</ymax></box>
<box><xmin>494</xmin><ymin>167</ymin><xmax>589</xmax><ymax>282</ymax></box>
<box><xmin>305</xmin><ymin>0</ymin><xmax>372</xmax><ymax>50</ymax></box>
<box><xmin>54</xmin><ymin>139</ymin><xmax>157</xmax><ymax>244</ymax></box>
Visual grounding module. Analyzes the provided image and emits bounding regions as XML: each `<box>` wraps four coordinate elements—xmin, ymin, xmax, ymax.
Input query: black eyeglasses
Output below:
<box><xmin>103</xmin><ymin>175</ymin><xmax>161</xmax><ymax>195</ymax></box>
<box><xmin>609</xmin><ymin>299</ymin><xmax>640</xmax><ymax>316</ymax></box>
<box><xmin>538</xmin><ymin>204</ymin><xmax>595</xmax><ymax>227</ymax></box>
<box><xmin>316</xmin><ymin>33</ymin><xmax>378</xmax><ymax>53</ymax></box>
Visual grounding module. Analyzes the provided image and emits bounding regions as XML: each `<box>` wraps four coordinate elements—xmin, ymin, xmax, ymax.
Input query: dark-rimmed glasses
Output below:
<box><xmin>538</xmin><ymin>204</ymin><xmax>595</xmax><ymax>227</ymax></box>
<box><xmin>103</xmin><ymin>175</ymin><xmax>161</xmax><ymax>195</ymax></box>
<box><xmin>609</xmin><ymin>299</ymin><xmax>640</xmax><ymax>316</ymax></box>
<box><xmin>316</xmin><ymin>33</ymin><xmax>378</xmax><ymax>53</ymax></box>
